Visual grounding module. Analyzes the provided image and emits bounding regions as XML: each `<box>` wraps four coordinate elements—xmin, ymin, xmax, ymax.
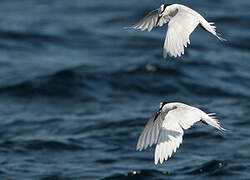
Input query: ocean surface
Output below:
<box><xmin>0</xmin><ymin>0</ymin><xmax>249</xmax><ymax>179</ymax></box>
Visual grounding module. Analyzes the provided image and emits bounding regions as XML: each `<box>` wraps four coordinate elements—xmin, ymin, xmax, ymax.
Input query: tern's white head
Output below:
<box><xmin>158</xmin><ymin>4</ymin><xmax>166</xmax><ymax>15</ymax></box>
<box><xmin>158</xmin><ymin>4</ymin><xmax>172</xmax><ymax>15</ymax></box>
<box><xmin>153</xmin><ymin>101</ymin><xmax>177</xmax><ymax>121</ymax></box>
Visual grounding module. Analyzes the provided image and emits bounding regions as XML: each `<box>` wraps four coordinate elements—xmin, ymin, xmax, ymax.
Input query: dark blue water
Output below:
<box><xmin>0</xmin><ymin>0</ymin><xmax>249</xmax><ymax>179</ymax></box>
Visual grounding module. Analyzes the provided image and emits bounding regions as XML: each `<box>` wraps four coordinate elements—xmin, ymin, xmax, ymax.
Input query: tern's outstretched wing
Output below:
<box><xmin>163</xmin><ymin>9</ymin><xmax>200</xmax><ymax>58</ymax></box>
<box><xmin>163</xmin><ymin>5</ymin><xmax>225</xmax><ymax>58</ymax></box>
<box><xmin>154</xmin><ymin>105</ymin><xmax>226</xmax><ymax>164</ymax></box>
<box><xmin>154</xmin><ymin>107</ymin><xmax>201</xmax><ymax>164</ymax></box>
<box><xmin>130</xmin><ymin>9</ymin><xmax>169</xmax><ymax>32</ymax></box>
<box><xmin>136</xmin><ymin>102</ymin><xmax>226</xmax><ymax>165</ymax></box>
<box><xmin>136</xmin><ymin>111</ymin><xmax>164</xmax><ymax>151</ymax></box>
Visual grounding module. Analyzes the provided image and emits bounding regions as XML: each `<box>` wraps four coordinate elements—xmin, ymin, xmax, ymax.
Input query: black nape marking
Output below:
<box><xmin>157</xmin><ymin>4</ymin><xmax>173</xmax><ymax>25</ymax></box>
<box><xmin>162</xmin><ymin>4</ymin><xmax>171</xmax><ymax>13</ymax></box>
<box><xmin>164</xmin><ymin>4</ymin><xmax>172</xmax><ymax>10</ymax></box>
<box><xmin>163</xmin><ymin>4</ymin><xmax>167</xmax><ymax>12</ymax></box>
<box><xmin>153</xmin><ymin>111</ymin><xmax>161</xmax><ymax>122</ymax></box>
<box><xmin>166</xmin><ymin>4</ymin><xmax>172</xmax><ymax>7</ymax></box>
<box><xmin>159</xmin><ymin>101</ymin><xmax>168</xmax><ymax>110</ymax></box>
<box><xmin>153</xmin><ymin>101</ymin><xmax>168</xmax><ymax>122</ymax></box>
<box><xmin>160</xmin><ymin>4</ymin><xmax>168</xmax><ymax>14</ymax></box>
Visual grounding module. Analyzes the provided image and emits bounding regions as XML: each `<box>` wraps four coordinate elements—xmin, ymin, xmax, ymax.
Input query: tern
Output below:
<box><xmin>129</xmin><ymin>4</ymin><xmax>225</xmax><ymax>58</ymax></box>
<box><xmin>136</xmin><ymin>102</ymin><xmax>226</xmax><ymax>165</ymax></box>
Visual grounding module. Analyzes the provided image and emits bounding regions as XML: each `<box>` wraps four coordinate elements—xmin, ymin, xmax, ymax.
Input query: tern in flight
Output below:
<box><xmin>129</xmin><ymin>4</ymin><xmax>225</xmax><ymax>58</ymax></box>
<box><xmin>136</xmin><ymin>102</ymin><xmax>226</xmax><ymax>165</ymax></box>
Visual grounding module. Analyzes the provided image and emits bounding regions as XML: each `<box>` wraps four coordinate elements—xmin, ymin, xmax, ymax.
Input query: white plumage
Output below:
<box><xmin>136</xmin><ymin>102</ymin><xmax>226</xmax><ymax>165</ymax></box>
<box><xmin>130</xmin><ymin>4</ymin><xmax>225</xmax><ymax>58</ymax></box>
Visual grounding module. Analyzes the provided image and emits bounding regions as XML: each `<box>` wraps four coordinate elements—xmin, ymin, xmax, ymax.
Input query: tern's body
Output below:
<box><xmin>130</xmin><ymin>4</ymin><xmax>225</xmax><ymax>58</ymax></box>
<box><xmin>137</xmin><ymin>102</ymin><xmax>226</xmax><ymax>165</ymax></box>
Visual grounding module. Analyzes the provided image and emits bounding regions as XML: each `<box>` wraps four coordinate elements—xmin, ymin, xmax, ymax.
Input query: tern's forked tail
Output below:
<box><xmin>199</xmin><ymin>18</ymin><xmax>226</xmax><ymax>41</ymax></box>
<box><xmin>202</xmin><ymin>113</ymin><xmax>227</xmax><ymax>132</ymax></box>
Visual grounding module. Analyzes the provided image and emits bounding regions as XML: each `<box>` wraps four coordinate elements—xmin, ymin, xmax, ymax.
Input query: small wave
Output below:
<box><xmin>102</xmin><ymin>169</ymin><xmax>172</xmax><ymax>180</ymax></box>
<box><xmin>0</xmin><ymin>66</ymin><xmax>91</xmax><ymax>98</ymax></box>
<box><xmin>0</xmin><ymin>30</ymin><xmax>63</xmax><ymax>43</ymax></box>
<box><xmin>186</xmin><ymin>160</ymin><xmax>225</xmax><ymax>175</ymax></box>
<box><xmin>185</xmin><ymin>131</ymin><xmax>226</xmax><ymax>140</ymax></box>
<box><xmin>0</xmin><ymin>63</ymin><xmax>183</xmax><ymax>98</ymax></box>
<box><xmin>1</xmin><ymin>139</ymin><xmax>85</xmax><ymax>151</ymax></box>
<box><xmin>179</xmin><ymin>159</ymin><xmax>242</xmax><ymax>177</ymax></box>
<box><xmin>229</xmin><ymin>37</ymin><xmax>250</xmax><ymax>51</ymax></box>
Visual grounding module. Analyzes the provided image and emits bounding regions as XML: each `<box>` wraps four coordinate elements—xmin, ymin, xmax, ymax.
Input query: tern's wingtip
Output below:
<box><xmin>221</xmin><ymin>127</ymin><xmax>229</xmax><ymax>132</ymax></box>
<box><xmin>220</xmin><ymin>37</ymin><xmax>227</xmax><ymax>42</ymax></box>
<box><xmin>216</xmin><ymin>33</ymin><xmax>227</xmax><ymax>42</ymax></box>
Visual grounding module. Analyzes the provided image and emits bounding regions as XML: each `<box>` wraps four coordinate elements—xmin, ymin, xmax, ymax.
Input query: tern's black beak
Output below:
<box><xmin>153</xmin><ymin>110</ymin><xmax>161</xmax><ymax>122</ymax></box>
<box><xmin>156</xmin><ymin>15</ymin><xmax>162</xmax><ymax>26</ymax></box>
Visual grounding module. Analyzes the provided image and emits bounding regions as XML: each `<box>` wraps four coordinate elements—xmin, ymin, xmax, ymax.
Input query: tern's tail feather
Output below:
<box><xmin>199</xmin><ymin>17</ymin><xmax>226</xmax><ymax>41</ymax></box>
<box><xmin>202</xmin><ymin>114</ymin><xmax>227</xmax><ymax>132</ymax></box>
